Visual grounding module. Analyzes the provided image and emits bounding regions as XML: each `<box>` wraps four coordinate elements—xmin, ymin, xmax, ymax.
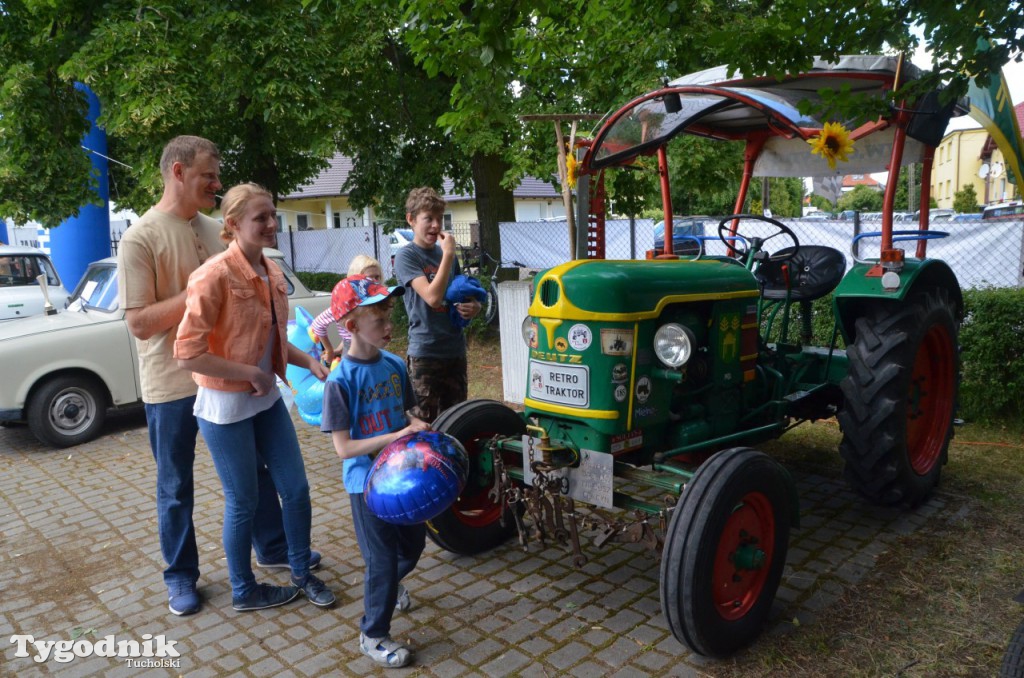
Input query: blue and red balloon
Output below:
<box><xmin>364</xmin><ymin>431</ymin><xmax>469</xmax><ymax>525</ymax></box>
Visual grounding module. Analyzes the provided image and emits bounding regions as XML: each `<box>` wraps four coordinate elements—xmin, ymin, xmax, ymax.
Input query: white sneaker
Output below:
<box><xmin>359</xmin><ymin>633</ymin><xmax>413</xmax><ymax>668</ymax></box>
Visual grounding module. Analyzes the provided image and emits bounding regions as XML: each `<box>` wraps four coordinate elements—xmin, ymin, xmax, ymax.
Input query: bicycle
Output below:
<box><xmin>456</xmin><ymin>244</ymin><xmax>528</xmax><ymax>325</ymax></box>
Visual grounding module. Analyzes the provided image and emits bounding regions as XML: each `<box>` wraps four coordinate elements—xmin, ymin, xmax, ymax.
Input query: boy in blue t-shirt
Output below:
<box><xmin>320</xmin><ymin>275</ymin><xmax>429</xmax><ymax>669</ymax></box>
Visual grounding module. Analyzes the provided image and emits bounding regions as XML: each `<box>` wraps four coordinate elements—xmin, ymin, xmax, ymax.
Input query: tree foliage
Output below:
<box><xmin>953</xmin><ymin>184</ymin><xmax>981</xmax><ymax>213</ymax></box>
<box><xmin>1</xmin><ymin>0</ymin><xmax>1019</xmax><ymax>241</ymax></box>
<box><xmin>838</xmin><ymin>185</ymin><xmax>884</xmax><ymax>212</ymax></box>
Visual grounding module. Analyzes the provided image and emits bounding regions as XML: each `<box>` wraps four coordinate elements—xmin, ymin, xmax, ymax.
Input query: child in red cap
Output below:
<box><xmin>319</xmin><ymin>275</ymin><xmax>429</xmax><ymax>668</ymax></box>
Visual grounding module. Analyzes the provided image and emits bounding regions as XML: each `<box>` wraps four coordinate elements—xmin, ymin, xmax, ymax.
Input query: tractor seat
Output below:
<box><xmin>756</xmin><ymin>246</ymin><xmax>847</xmax><ymax>302</ymax></box>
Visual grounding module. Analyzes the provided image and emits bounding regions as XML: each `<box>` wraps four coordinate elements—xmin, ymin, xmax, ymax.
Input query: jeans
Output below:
<box><xmin>198</xmin><ymin>398</ymin><xmax>312</xmax><ymax>599</ymax></box>
<box><xmin>146</xmin><ymin>396</ymin><xmax>289</xmax><ymax>590</ymax></box>
<box><xmin>350</xmin><ymin>492</ymin><xmax>425</xmax><ymax>638</ymax></box>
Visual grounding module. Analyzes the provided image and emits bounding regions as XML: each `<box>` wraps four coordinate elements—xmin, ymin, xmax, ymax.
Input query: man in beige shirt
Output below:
<box><xmin>118</xmin><ymin>135</ymin><xmax>320</xmax><ymax>616</ymax></box>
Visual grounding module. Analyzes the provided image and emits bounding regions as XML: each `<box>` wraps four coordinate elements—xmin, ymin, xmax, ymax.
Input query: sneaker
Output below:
<box><xmin>255</xmin><ymin>549</ymin><xmax>322</xmax><ymax>571</ymax></box>
<box><xmin>359</xmin><ymin>633</ymin><xmax>413</xmax><ymax>668</ymax></box>
<box><xmin>167</xmin><ymin>581</ymin><xmax>200</xmax><ymax>616</ymax></box>
<box><xmin>395</xmin><ymin>584</ymin><xmax>411</xmax><ymax>612</ymax></box>
<box><xmin>232</xmin><ymin>583</ymin><xmax>301</xmax><ymax>612</ymax></box>
<box><xmin>292</xmin><ymin>573</ymin><xmax>336</xmax><ymax>608</ymax></box>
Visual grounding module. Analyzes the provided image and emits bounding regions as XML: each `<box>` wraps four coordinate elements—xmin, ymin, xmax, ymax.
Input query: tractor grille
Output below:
<box><xmin>539</xmin><ymin>278</ymin><xmax>560</xmax><ymax>307</ymax></box>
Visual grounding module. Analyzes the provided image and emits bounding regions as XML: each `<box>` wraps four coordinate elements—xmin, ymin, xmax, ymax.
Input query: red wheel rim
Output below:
<box><xmin>712</xmin><ymin>491</ymin><xmax>776</xmax><ymax>621</ymax></box>
<box><xmin>450</xmin><ymin>433</ymin><xmax>504</xmax><ymax>528</ymax></box>
<box><xmin>906</xmin><ymin>322</ymin><xmax>956</xmax><ymax>475</ymax></box>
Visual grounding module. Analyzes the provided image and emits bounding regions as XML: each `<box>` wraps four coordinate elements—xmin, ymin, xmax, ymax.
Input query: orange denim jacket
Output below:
<box><xmin>174</xmin><ymin>241</ymin><xmax>290</xmax><ymax>392</ymax></box>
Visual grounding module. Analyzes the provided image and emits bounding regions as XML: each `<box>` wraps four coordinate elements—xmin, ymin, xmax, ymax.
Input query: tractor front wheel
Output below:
<box><xmin>427</xmin><ymin>399</ymin><xmax>525</xmax><ymax>555</ymax></box>
<box><xmin>838</xmin><ymin>288</ymin><xmax>958</xmax><ymax>506</ymax></box>
<box><xmin>660</xmin><ymin>447</ymin><xmax>791</xmax><ymax>658</ymax></box>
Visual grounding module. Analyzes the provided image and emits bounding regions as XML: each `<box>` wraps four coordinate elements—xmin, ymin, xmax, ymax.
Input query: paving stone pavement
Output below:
<box><xmin>0</xmin><ymin>410</ymin><xmax>960</xmax><ymax>677</ymax></box>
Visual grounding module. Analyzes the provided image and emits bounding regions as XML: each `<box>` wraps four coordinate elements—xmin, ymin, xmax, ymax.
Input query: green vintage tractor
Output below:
<box><xmin>427</xmin><ymin>56</ymin><xmax>963</xmax><ymax>657</ymax></box>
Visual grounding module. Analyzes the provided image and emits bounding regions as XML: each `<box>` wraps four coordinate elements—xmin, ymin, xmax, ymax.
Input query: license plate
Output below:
<box><xmin>528</xmin><ymin>360</ymin><xmax>590</xmax><ymax>408</ymax></box>
<box><xmin>522</xmin><ymin>438</ymin><xmax>614</xmax><ymax>508</ymax></box>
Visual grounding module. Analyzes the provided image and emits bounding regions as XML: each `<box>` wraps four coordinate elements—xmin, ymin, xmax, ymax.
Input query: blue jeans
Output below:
<box><xmin>198</xmin><ymin>398</ymin><xmax>312</xmax><ymax>598</ymax></box>
<box><xmin>350</xmin><ymin>493</ymin><xmax>425</xmax><ymax>638</ymax></box>
<box><xmin>146</xmin><ymin>396</ymin><xmax>289</xmax><ymax>589</ymax></box>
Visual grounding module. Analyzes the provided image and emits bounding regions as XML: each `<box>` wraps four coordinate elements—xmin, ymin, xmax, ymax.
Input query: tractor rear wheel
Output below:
<box><xmin>660</xmin><ymin>447</ymin><xmax>791</xmax><ymax>657</ymax></box>
<box><xmin>427</xmin><ymin>399</ymin><xmax>525</xmax><ymax>555</ymax></box>
<box><xmin>838</xmin><ymin>288</ymin><xmax>959</xmax><ymax>506</ymax></box>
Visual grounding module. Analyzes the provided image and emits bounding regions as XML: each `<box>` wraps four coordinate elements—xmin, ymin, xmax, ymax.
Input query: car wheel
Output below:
<box><xmin>27</xmin><ymin>375</ymin><xmax>107</xmax><ymax>448</ymax></box>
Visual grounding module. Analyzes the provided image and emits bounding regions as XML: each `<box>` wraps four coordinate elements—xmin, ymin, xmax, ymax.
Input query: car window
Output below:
<box><xmin>0</xmin><ymin>254</ymin><xmax>61</xmax><ymax>288</ymax></box>
<box><xmin>72</xmin><ymin>265</ymin><xmax>119</xmax><ymax>311</ymax></box>
<box><xmin>269</xmin><ymin>256</ymin><xmax>297</xmax><ymax>296</ymax></box>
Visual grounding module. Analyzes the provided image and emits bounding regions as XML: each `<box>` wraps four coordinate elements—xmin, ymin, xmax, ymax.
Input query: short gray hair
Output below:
<box><xmin>159</xmin><ymin>135</ymin><xmax>220</xmax><ymax>175</ymax></box>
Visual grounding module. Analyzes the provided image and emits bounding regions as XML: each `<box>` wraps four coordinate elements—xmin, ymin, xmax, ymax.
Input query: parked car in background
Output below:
<box><xmin>0</xmin><ymin>245</ymin><xmax>70</xmax><ymax>320</ymax></box>
<box><xmin>951</xmin><ymin>213</ymin><xmax>982</xmax><ymax>222</ymax></box>
<box><xmin>802</xmin><ymin>211</ymin><xmax>832</xmax><ymax>220</ymax></box>
<box><xmin>983</xmin><ymin>201</ymin><xmax>1023</xmax><ymax>220</ymax></box>
<box><xmin>389</xmin><ymin>228</ymin><xmax>414</xmax><ymax>257</ymax></box>
<box><xmin>0</xmin><ymin>249</ymin><xmax>333</xmax><ymax>448</ymax></box>
<box><xmin>652</xmin><ymin>216</ymin><xmax>707</xmax><ymax>256</ymax></box>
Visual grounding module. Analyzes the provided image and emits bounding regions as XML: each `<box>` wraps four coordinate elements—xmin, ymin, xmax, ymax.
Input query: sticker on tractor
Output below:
<box><xmin>528</xmin><ymin>359</ymin><xmax>590</xmax><ymax>408</ymax></box>
<box><xmin>600</xmin><ymin>328</ymin><xmax>632</xmax><ymax>356</ymax></box>
<box><xmin>554</xmin><ymin>337</ymin><xmax>568</xmax><ymax>352</ymax></box>
<box><xmin>610</xmin><ymin>429</ymin><xmax>643</xmax><ymax>453</ymax></box>
<box><xmin>522</xmin><ymin>438</ymin><xmax>613</xmax><ymax>508</ymax></box>
<box><xmin>568</xmin><ymin>323</ymin><xmax>592</xmax><ymax>351</ymax></box>
<box><xmin>635</xmin><ymin>376</ymin><xmax>652</xmax><ymax>404</ymax></box>
<box><xmin>614</xmin><ymin>384</ymin><xmax>627</xmax><ymax>402</ymax></box>
<box><xmin>525</xmin><ymin>322</ymin><xmax>538</xmax><ymax>349</ymax></box>
<box><xmin>611</xmin><ymin>363</ymin><xmax>628</xmax><ymax>383</ymax></box>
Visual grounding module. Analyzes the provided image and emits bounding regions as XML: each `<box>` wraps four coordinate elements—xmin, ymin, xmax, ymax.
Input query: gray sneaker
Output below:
<box><xmin>232</xmin><ymin>584</ymin><xmax>300</xmax><ymax>612</ymax></box>
<box><xmin>395</xmin><ymin>584</ymin><xmax>411</xmax><ymax>612</ymax></box>
<box><xmin>359</xmin><ymin>633</ymin><xmax>413</xmax><ymax>668</ymax></box>
<box><xmin>292</xmin><ymin>573</ymin><xmax>336</xmax><ymax>608</ymax></box>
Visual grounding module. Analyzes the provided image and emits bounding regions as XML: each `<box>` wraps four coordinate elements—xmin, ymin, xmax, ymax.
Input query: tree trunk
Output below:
<box><xmin>471</xmin><ymin>151</ymin><xmax>516</xmax><ymax>264</ymax></box>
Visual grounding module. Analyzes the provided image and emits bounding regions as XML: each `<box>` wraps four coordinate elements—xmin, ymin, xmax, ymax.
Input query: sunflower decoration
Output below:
<box><xmin>566</xmin><ymin>152</ymin><xmax>579</xmax><ymax>189</ymax></box>
<box><xmin>807</xmin><ymin>121</ymin><xmax>855</xmax><ymax>170</ymax></box>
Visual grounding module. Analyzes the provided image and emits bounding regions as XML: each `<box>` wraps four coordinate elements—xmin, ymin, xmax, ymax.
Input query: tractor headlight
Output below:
<box><xmin>522</xmin><ymin>317</ymin><xmax>537</xmax><ymax>347</ymax></box>
<box><xmin>654</xmin><ymin>323</ymin><xmax>695</xmax><ymax>368</ymax></box>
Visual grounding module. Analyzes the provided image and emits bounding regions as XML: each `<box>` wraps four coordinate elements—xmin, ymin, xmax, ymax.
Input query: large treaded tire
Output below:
<box><xmin>1002</xmin><ymin>617</ymin><xmax>1024</xmax><ymax>677</ymax></box>
<box><xmin>837</xmin><ymin>288</ymin><xmax>959</xmax><ymax>506</ymax></box>
<box><xmin>660</xmin><ymin>447</ymin><xmax>791</xmax><ymax>658</ymax></box>
<box><xmin>427</xmin><ymin>399</ymin><xmax>525</xmax><ymax>555</ymax></box>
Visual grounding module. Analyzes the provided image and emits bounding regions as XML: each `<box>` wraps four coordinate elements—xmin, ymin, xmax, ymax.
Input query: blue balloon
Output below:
<box><xmin>285</xmin><ymin>306</ymin><xmax>334</xmax><ymax>426</ymax></box>
<box><xmin>364</xmin><ymin>431</ymin><xmax>470</xmax><ymax>525</ymax></box>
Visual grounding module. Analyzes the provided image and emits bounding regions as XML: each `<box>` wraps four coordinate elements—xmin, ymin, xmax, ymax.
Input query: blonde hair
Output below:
<box><xmin>405</xmin><ymin>186</ymin><xmax>446</xmax><ymax>219</ymax></box>
<box><xmin>219</xmin><ymin>183</ymin><xmax>273</xmax><ymax>242</ymax></box>
<box><xmin>348</xmin><ymin>254</ymin><xmax>382</xmax><ymax>277</ymax></box>
<box><xmin>160</xmin><ymin>135</ymin><xmax>220</xmax><ymax>175</ymax></box>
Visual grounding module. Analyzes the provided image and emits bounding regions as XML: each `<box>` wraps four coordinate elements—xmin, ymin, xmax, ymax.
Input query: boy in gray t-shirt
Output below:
<box><xmin>393</xmin><ymin>187</ymin><xmax>481</xmax><ymax>421</ymax></box>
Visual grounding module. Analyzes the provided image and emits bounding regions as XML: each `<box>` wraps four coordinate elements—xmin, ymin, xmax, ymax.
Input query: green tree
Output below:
<box><xmin>953</xmin><ymin>184</ymin><xmax>981</xmax><ymax>213</ymax></box>
<box><xmin>838</xmin><ymin>185</ymin><xmax>884</xmax><ymax>212</ymax></box>
<box><xmin>2</xmin><ymin>1</ymin><xmax>366</xmax><ymax>225</ymax></box>
<box><xmin>809</xmin><ymin>194</ymin><xmax>836</xmax><ymax>212</ymax></box>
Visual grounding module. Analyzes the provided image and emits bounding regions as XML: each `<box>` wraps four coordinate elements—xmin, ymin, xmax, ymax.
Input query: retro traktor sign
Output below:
<box><xmin>8</xmin><ymin>633</ymin><xmax>181</xmax><ymax>668</ymax></box>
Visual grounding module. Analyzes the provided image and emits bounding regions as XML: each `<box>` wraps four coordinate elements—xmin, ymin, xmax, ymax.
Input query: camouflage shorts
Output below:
<box><xmin>406</xmin><ymin>355</ymin><xmax>468</xmax><ymax>423</ymax></box>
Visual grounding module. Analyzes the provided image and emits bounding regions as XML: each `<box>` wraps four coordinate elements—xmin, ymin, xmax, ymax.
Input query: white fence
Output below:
<box><xmin>499</xmin><ymin>218</ymin><xmax>1024</xmax><ymax>289</ymax></box>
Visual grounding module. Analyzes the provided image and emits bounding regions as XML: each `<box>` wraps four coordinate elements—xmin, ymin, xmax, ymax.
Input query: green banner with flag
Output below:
<box><xmin>967</xmin><ymin>44</ymin><xmax>1024</xmax><ymax>186</ymax></box>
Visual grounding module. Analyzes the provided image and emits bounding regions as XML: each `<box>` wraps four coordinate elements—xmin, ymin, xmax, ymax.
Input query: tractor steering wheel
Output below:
<box><xmin>717</xmin><ymin>214</ymin><xmax>800</xmax><ymax>266</ymax></box>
